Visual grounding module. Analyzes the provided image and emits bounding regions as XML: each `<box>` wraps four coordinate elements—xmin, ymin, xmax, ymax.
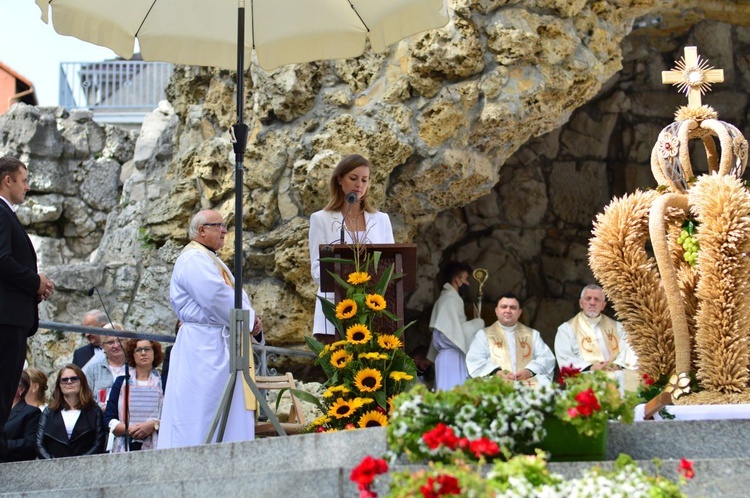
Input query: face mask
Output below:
<box><xmin>458</xmin><ymin>283</ymin><xmax>470</xmax><ymax>297</ymax></box>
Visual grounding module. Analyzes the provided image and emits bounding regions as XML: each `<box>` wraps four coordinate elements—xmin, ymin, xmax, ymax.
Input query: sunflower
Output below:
<box><xmin>351</xmin><ymin>397</ymin><xmax>375</xmax><ymax>409</ymax></box>
<box><xmin>387</xmin><ymin>395</ymin><xmax>397</xmax><ymax>413</ymax></box>
<box><xmin>310</xmin><ymin>415</ymin><xmax>331</xmax><ymax>427</ymax></box>
<box><xmin>330</xmin><ymin>349</ymin><xmax>353</xmax><ymax>369</ymax></box>
<box><xmin>359</xmin><ymin>352</ymin><xmax>389</xmax><ymax>361</ymax></box>
<box><xmin>335</xmin><ymin>299</ymin><xmax>357</xmax><ymax>320</ymax></box>
<box><xmin>354</xmin><ymin>368</ymin><xmax>383</xmax><ymax>392</ymax></box>
<box><xmin>323</xmin><ymin>385</ymin><xmax>351</xmax><ymax>398</ymax></box>
<box><xmin>347</xmin><ymin>272</ymin><xmax>371</xmax><ymax>285</ymax></box>
<box><xmin>328</xmin><ymin>398</ymin><xmax>357</xmax><ymax>419</ymax></box>
<box><xmin>377</xmin><ymin>334</ymin><xmax>402</xmax><ymax>350</ymax></box>
<box><xmin>365</xmin><ymin>293</ymin><xmax>387</xmax><ymax>311</ymax></box>
<box><xmin>358</xmin><ymin>410</ymin><xmax>389</xmax><ymax>428</ymax></box>
<box><xmin>329</xmin><ymin>340</ymin><xmax>348</xmax><ymax>350</ymax></box>
<box><xmin>389</xmin><ymin>371</ymin><xmax>414</xmax><ymax>382</ymax></box>
<box><xmin>346</xmin><ymin>324</ymin><xmax>372</xmax><ymax>344</ymax></box>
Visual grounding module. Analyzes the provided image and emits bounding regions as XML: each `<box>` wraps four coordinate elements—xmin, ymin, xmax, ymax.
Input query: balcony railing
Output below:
<box><xmin>59</xmin><ymin>60</ymin><xmax>173</xmax><ymax>112</ymax></box>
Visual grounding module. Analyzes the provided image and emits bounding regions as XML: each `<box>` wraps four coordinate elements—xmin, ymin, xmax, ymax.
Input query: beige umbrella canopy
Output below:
<box><xmin>35</xmin><ymin>0</ymin><xmax>449</xmax><ymax>71</ymax></box>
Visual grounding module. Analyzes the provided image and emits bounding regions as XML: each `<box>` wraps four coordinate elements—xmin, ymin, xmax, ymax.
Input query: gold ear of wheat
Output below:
<box><xmin>689</xmin><ymin>174</ymin><xmax>750</xmax><ymax>394</ymax></box>
<box><xmin>589</xmin><ymin>190</ymin><xmax>675</xmax><ymax>378</ymax></box>
<box><xmin>665</xmin><ymin>207</ymin><xmax>700</xmax><ymax>371</ymax></box>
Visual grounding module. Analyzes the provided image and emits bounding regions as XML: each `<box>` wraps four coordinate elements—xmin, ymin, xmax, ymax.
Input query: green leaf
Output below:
<box><xmin>319</xmin><ymin>257</ymin><xmax>355</xmax><ymax>264</ymax></box>
<box><xmin>374</xmin><ymin>263</ymin><xmax>395</xmax><ymax>295</ymax></box>
<box><xmin>304</xmin><ymin>336</ymin><xmax>324</xmax><ymax>356</ymax></box>
<box><xmin>318</xmin><ymin>296</ymin><xmax>344</xmax><ymax>334</ymax></box>
<box><xmin>372</xmin><ymin>250</ymin><xmax>382</xmax><ymax>270</ymax></box>
<box><xmin>290</xmin><ymin>389</ymin><xmax>324</xmax><ymax>412</ymax></box>
<box><xmin>381</xmin><ymin>309</ymin><xmax>400</xmax><ymax>322</ymax></box>
<box><xmin>328</xmin><ymin>269</ymin><xmax>354</xmax><ymax>293</ymax></box>
<box><xmin>392</xmin><ymin>320</ymin><xmax>417</xmax><ymax>338</ymax></box>
<box><xmin>374</xmin><ymin>390</ymin><xmax>387</xmax><ymax>409</ymax></box>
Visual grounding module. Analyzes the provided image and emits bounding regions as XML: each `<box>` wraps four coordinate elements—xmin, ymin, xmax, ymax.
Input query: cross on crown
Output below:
<box><xmin>661</xmin><ymin>46</ymin><xmax>724</xmax><ymax>108</ymax></box>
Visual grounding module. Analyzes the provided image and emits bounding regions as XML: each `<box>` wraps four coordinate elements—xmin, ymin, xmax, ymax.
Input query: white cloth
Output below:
<box><xmin>634</xmin><ymin>403</ymin><xmax>750</xmax><ymax>421</ymax></box>
<box><xmin>554</xmin><ymin>312</ymin><xmax>638</xmax><ymax>371</ymax></box>
<box><xmin>61</xmin><ymin>409</ymin><xmax>81</xmax><ymax>439</ymax></box>
<box><xmin>158</xmin><ymin>245</ymin><xmax>260</xmax><ymax>449</ymax></box>
<box><xmin>428</xmin><ymin>283</ymin><xmax>484</xmax><ymax>391</ymax></box>
<box><xmin>308</xmin><ymin>209</ymin><xmax>394</xmax><ymax>336</ymax></box>
<box><xmin>466</xmin><ymin>323</ymin><xmax>555</xmax><ymax>386</ymax></box>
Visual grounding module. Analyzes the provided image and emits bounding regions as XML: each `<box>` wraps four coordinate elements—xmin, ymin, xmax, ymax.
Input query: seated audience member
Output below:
<box><xmin>554</xmin><ymin>284</ymin><xmax>638</xmax><ymax>372</ymax></box>
<box><xmin>24</xmin><ymin>368</ymin><xmax>48</xmax><ymax>411</ymax></box>
<box><xmin>72</xmin><ymin>310</ymin><xmax>108</xmax><ymax>368</ymax></box>
<box><xmin>83</xmin><ymin>324</ymin><xmax>127</xmax><ymax>409</ymax></box>
<box><xmin>4</xmin><ymin>371</ymin><xmax>42</xmax><ymax>461</ymax></box>
<box><xmin>37</xmin><ymin>364</ymin><xmax>104</xmax><ymax>459</ymax></box>
<box><xmin>105</xmin><ymin>339</ymin><xmax>164</xmax><ymax>452</ymax></box>
<box><xmin>466</xmin><ymin>294</ymin><xmax>555</xmax><ymax>386</ymax></box>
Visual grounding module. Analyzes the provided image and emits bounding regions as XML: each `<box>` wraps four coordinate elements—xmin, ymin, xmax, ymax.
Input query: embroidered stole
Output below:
<box><xmin>485</xmin><ymin>321</ymin><xmax>536</xmax><ymax>386</ymax></box>
<box><xmin>568</xmin><ymin>312</ymin><xmax>620</xmax><ymax>364</ymax></box>
<box><xmin>181</xmin><ymin>241</ymin><xmax>257</xmax><ymax>409</ymax></box>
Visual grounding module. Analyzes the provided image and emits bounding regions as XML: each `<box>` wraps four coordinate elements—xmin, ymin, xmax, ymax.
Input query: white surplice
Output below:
<box><xmin>554</xmin><ymin>312</ymin><xmax>638</xmax><ymax>371</ymax></box>
<box><xmin>427</xmin><ymin>283</ymin><xmax>485</xmax><ymax>391</ymax></box>
<box><xmin>308</xmin><ymin>209</ymin><xmax>394</xmax><ymax>336</ymax></box>
<box><xmin>157</xmin><ymin>245</ymin><xmax>260</xmax><ymax>449</ymax></box>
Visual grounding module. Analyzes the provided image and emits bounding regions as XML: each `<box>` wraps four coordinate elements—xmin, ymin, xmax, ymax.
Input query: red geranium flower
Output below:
<box><xmin>350</xmin><ymin>455</ymin><xmax>389</xmax><ymax>491</ymax></box>
<box><xmin>420</xmin><ymin>474</ymin><xmax>461</xmax><ymax>497</ymax></box>
<box><xmin>422</xmin><ymin>423</ymin><xmax>460</xmax><ymax>450</ymax></box>
<box><xmin>574</xmin><ymin>388</ymin><xmax>601</xmax><ymax>416</ymax></box>
<box><xmin>558</xmin><ymin>365</ymin><xmax>581</xmax><ymax>385</ymax></box>
<box><xmin>469</xmin><ymin>437</ymin><xmax>499</xmax><ymax>458</ymax></box>
<box><xmin>678</xmin><ymin>458</ymin><xmax>695</xmax><ymax>479</ymax></box>
<box><xmin>642</xmin><ymin>373</ymin><xmax>655</xmax><ymax>386</ymax></box>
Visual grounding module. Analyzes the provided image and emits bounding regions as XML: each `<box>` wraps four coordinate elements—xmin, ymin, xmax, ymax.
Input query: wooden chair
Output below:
<box><xmin>254</xmin><ymin>373</ymin><xmax>307</xmax><ymax>436</ymax></box>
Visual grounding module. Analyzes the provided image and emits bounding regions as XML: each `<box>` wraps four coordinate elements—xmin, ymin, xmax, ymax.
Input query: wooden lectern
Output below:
<box><xmin>319</xmin><ymin>244</ymin><xmax>417</xmax><ymax>337</ymax></box>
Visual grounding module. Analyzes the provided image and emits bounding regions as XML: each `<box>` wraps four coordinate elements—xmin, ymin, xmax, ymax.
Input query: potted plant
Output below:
<box><xmin>306</xmin><ymin>247</ymin><xmax>417</xmax><ymax>432</ymax></box>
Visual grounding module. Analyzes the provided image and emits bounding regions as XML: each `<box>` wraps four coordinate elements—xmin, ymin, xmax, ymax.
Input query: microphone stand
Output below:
<box><xmin>89</xmin><ymin>286</ymin><xmax>131</xmax><ymax>452</ymax></box>
<box><xmin>340</xmin><ymin>192</ymin><xmax>358</xmax><ymax>244</ymax></box>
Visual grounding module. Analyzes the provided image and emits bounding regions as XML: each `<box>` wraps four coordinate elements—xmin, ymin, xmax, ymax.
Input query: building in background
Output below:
<box><xmin>0</xmin><ymin>62</ymin><xmax>38</xmax><ymax>115</ymax></box>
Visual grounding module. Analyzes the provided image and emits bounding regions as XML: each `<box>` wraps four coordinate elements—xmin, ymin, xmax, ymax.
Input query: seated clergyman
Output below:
<box><xmin>465</xmin><ymin>293</ymin><xmax>555</xmax><ymax>386</ymax></box>
<box><xmin>554</xmin><ymin>284</ymin><xmax>638</xmax><ymax>372</ymax></box>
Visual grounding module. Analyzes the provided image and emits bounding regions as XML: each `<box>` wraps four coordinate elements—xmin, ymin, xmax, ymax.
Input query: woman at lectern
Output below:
<box><xmin>308</xmin><ymin>154</ymin><xmax>394</xmax><ymax>345</ymax></box>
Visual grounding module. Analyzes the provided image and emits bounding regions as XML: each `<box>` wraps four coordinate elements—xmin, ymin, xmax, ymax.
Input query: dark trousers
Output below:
<box><xmin>0</xmin><ymin>325</ymin><xmax>29</xmax><ymax>462</ymax></box>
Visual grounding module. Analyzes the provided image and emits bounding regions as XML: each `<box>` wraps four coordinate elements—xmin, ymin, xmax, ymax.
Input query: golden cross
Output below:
<box><xmin>662</xmin><ymin>46</ymin><xmax>724</xmax><ymax>108</ymax></box>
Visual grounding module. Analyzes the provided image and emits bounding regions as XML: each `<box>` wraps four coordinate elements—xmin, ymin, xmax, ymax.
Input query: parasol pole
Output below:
<box><xmin>205</xmin><ymin>0</ymin><xmax>285</xmax><ymax>443</ymax></box>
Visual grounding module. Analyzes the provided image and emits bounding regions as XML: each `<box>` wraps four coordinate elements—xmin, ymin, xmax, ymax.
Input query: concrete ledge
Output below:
<box><xmin>2</xmin><ymin>420</ymin><xmax>750</xmax><ymax>496</ymax></box>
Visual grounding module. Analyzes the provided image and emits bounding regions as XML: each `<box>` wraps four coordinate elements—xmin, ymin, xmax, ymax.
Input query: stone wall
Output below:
<box><xmin>2</xmin><ymin>0</ymin><xmax>749</xmax><ymax>376</ymax></box>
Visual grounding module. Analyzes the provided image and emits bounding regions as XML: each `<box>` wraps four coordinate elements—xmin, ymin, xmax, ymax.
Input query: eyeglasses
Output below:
<box><xmin>134</xmin><ymin>347</ymin><xmax>153</xmax><ymax>354</ymax></box>
<box><xmin>201</xmin><ymin>223</ymin><xmax>227</xmax><ymax>230</ymax></box>
<box><xmin>60</xmin><ymin>376</ymin><xmax>80</xmax><ymax>384</ymax></box>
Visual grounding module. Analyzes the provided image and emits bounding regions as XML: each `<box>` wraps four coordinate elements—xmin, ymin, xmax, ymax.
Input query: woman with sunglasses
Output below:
<box><xmin>104</xmin><ymin>339</ymin><xmax>164</xmax><ymax>452</ymax></box>
<box><xmin>36</xmin><ymin>364</ymin><xmax>104</xmax><ymax>458</ymax></box>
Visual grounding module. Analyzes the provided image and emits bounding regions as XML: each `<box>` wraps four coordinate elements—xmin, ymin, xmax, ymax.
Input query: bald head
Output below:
<box><xmin>189</xmin><ymin>210</ymin><xmax>227</xmax><ymax>252</ymax></box>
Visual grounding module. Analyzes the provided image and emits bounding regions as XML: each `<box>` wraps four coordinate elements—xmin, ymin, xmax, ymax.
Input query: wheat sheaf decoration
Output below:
<box><xmin>589</xmin><ymin>46</ymin><xmax>750</xmax><ymax>404</ymax></box>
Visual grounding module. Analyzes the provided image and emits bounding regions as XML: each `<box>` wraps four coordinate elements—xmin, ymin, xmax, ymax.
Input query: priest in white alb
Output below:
<box><xmin>158</xmin><ymin>210</ymin><xmax>264</xmax><ymax>449</ymax></box>
<box><xmin>427</xmin><ymin>262</ymin><xmax>485</xmax><ymax>391</ymax></box>
<box><xmin>554</xmin><ymin>284</ymin><xmax>637</xmax><ymax>372</ymax></box>
<box><xmin>466</xmin><ymin>293</ymin><xmax>555</xmax><ymax>386</ymax></box>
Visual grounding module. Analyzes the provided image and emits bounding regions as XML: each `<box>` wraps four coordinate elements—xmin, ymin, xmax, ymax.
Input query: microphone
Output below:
<box><xmin>340</xmin><ymin>192</ymin><xmax>358</xmax><ymax>244</ymax></box>
<box><xmin>87</xmin><ymin>286</ymin><xmax>132</xmax><ymax>451</ymax></box>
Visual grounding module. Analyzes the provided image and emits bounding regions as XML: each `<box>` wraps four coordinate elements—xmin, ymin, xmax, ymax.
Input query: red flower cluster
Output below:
<box><xmin>678</xmin><ymin>458</ymin><xmax>695</xmax><ymax>480</ymax></box>
<box><xmin>420</xmin><ymin>474</ymin><xmax>461</xmax><ymax>498</ymax></box>
<box><xmin>558</xmin><ymin>365</ymin><xmax>581</xmax><ymax>385</ymax></box>
<box><xmin>422</xmin><ymin>423</ymin><xmax>461</xmax><ymax>450</ymax></box>
<box><xmin>421</xmin><ymin>424</ymin><xmax>499</xmax><ymax>458</ymax></box>
<box><xmin>642</xmin><ymin>373</ymin><xmax>655</xmax><ymax>386</ymax></box>
<box><xmin>567</xmin><ymin>388</ymin><xmax>601</xmax><ymax>418</ymax></box>
<box><xmin>350</xmin><ymin>455</ymin><xmax>389</xmax><ymax>496</ymax></box>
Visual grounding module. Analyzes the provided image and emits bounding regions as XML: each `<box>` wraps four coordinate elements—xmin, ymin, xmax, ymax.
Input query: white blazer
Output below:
<box><xmin>308</xmin><ymin>209</ymin><xmax>395</xmax><ymax>335</ymax></box>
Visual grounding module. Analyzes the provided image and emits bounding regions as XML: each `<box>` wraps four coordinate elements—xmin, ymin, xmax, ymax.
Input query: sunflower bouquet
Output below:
<box><xmin>305</xmin><ymin>248</ymin><xmax>417</xmax><ymax>432</ymax></box>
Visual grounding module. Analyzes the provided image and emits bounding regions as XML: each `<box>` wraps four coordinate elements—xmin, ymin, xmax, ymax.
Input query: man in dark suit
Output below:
<box><xmin>72</xmin><ymin>310</ymin><xmax>108</xmax><ymax>368</ymax></box>
<box><xmin>0</xmin><ymin>156</ymin><xmax>54</xmax><ymax>462</ymax></box>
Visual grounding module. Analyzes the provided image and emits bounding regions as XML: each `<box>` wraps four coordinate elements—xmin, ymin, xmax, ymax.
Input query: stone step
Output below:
<box><xmin>1</xmin><ymin>420</ymin><xmax>748</xmax><ymax>497</ymax></box>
